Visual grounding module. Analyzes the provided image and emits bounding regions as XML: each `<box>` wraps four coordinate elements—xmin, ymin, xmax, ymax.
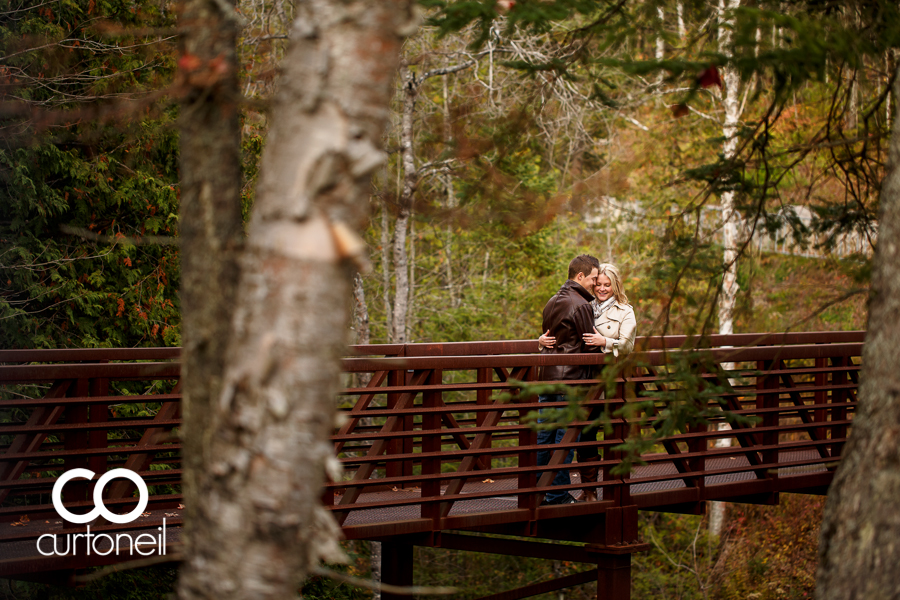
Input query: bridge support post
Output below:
<box><xmin>381</xmin><ymin>541</ymin><xmax>413</xmax><ymax>600</ymax></box>
<box><xmin>597</xmin><ymin>553</ymin><xmax>633</xmax><ymax>600</ymax></box>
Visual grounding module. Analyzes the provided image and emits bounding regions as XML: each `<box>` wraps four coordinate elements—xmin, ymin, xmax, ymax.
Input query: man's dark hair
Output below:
<box><xmin>568</xmin><ymin>254</ymin><xmax>600</xmax><ymax>280</ymax></box>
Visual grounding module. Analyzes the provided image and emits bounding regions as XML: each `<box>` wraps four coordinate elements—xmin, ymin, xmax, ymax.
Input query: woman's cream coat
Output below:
<box><xmin>592</xmin><ymin>301</ymin><xmax>636</xmax><ymax>357</ymax></box>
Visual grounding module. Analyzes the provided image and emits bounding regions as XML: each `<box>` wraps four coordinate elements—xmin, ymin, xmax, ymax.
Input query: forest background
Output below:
<box><xmin>0</xmin><ymin>0</ymin><xmax>880</xmax><ymax>598</ymax></box>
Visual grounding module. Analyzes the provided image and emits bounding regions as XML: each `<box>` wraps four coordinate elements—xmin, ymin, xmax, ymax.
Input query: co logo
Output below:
<box><xmin>52</xmin><ymin>468</ymin><xmax>148</xmax><ymax>525</ymax></box>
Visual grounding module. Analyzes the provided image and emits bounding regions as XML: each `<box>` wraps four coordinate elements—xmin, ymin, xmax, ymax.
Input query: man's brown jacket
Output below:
<box><xmin>540</xmin><ymin>280</ymin><xmax>598</xmax><ymax>381</ymax></box>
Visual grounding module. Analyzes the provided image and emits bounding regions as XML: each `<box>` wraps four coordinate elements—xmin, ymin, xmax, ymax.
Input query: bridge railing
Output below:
<box><xmin>0</xmin><ymin>332</ymin><xmax>863</xmax><ymax>545</ymax></box>
<box><xmin>333</xmin><ymin>332</ymin><xmax>862</xmax><ymax>536</ymax></box>
<box><xmin>0</xmin><ymin>348</ymin><xmax>182</xmax><ymax>536</ymax></box>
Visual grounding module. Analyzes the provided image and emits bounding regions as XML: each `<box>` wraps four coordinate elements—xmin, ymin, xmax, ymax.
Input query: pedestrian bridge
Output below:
<box><xmin>0</xmin><ymin>331</ymin><xmax>862</xmax><ymax>598</ymax></box>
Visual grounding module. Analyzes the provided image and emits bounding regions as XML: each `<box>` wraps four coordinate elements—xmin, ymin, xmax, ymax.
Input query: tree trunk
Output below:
<box><xmin>656</xmin><ymin>7</ymin><xmax>665</xmax><ymax>61</ymax></box>
<box><xmin>176</xmin><ymin>2</ymin><xmax>415</xmax><ymax>598</ymax></box>
<box><xmin>391</xmin><ymin>208</ymin><xmax>410</xmax><ymax>343</ymax></box>
<box><xmin>391</xmin><ymin>63</ymin><xmax>419</xmax><ymax>344</ymax></box>
<box><xmin>176</xmin><ymin>0</ymin><xmax>244</xmax><ymax>579</ymax></box>
<box><xmin>353</xmin><ymin>272</ymin><xmax>371</xmax><ymax>348</ymax></box>
<box><xmin>711</xmin><ymin>0</ymin><xmax>742</xmax><ymax>539</ymax></box>
<box><xmin>442</xmin><ymin>72</ymin><xmax>460</xmax><ymax>309</ymax></box>
<box><xmin>408</xmin><ymin>210</ymin><xmax>416</xmax><ymax>342</ymax></box>
<box><xmin>353</xmin><ymin>272</ymin><xmax>372</xmax><ymax>389</ymax></box>
<box><xmin>817</xmin><ymin>63</ymin><xmax>900</xmax><ymax>599</ymax></box>
<box><xmin>381</xmin><ymin>196</ymin><xmax>394</xmax><ymax>341</ymax></box>
<box><xmin>716</xmin><ymin>0</ymin><xmax>742</xmax><ymax>341</ymax></box>
<box><xmin>353</xmin><ymin>270</ymin><xmax>381</xmax><ymax>595</ymax></box>
<box><xmin>848</xmin><ymin>70</ymin><xmax>859</xmax><ymax>131</ymax></box>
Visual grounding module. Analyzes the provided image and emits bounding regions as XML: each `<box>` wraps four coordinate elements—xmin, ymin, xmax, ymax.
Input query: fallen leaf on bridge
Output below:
<box><xmin>483</xmin><ymin>479</ymin><xmax>495</xmax><ymax>483</ymax></box>
<box><xmin>177</xmin><ymin>504</ymin><xmax>185</xmax><ymax>509</ymax></box>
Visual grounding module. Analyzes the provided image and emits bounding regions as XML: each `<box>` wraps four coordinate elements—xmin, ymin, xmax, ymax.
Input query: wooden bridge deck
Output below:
<box><xmin>0</xmin><ymin>331</ymin><xmax>862</xmax><ymax>590</ymax></box>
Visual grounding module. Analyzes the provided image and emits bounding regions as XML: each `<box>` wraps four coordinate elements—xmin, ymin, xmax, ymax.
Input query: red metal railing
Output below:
<box><xmin>332</xmin><ymin>331</ymin><xmax>862</xmax><ymax>539</ymax></box>
<box><xmin>0</xmin><ymin>332</ymin><xmax>862</xmax><ymax>573</ymax></box>
<box><xmin>0</xmin><ymin>348</ymin><xmax>182</xmax><ymax>534</ymax></box>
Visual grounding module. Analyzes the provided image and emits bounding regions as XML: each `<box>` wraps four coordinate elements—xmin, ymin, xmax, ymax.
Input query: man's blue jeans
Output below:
<box><xmin>536</xmin><ymin>393</ymin><xmax>573</xmax><ymax>503</ymax></box>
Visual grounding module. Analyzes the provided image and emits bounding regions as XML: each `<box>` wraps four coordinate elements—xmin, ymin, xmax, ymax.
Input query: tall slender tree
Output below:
<box><xmin>176</xmin><ymin>2</ymin><xmax>417</xmax><ymax>598</ymax></box>
<box><xmin>816</xmin><ymin>61</ymin><xmax>900</xmax><ymax>599</ymax></box>
<box><xmin>176</xmin><ymin>0</ymin><xmax>245</xmax><ymax>581</ymax></box>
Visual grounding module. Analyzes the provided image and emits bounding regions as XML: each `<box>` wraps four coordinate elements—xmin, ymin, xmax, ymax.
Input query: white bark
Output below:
<box><xmin>442</xmin><ymin>72</ymin><xmax>460</xmax><ymax>309</ymax></box>
<box><xmin>353</xmin><ymin>272</ymin><xmax>370</xmax><ymax>347</ymax></box>
<box><xmin>176</xmin><ymin>2</ymin><xmax>416</xmax><ymax>598</ymax></box>
<box><xmin>408</xmin><ymin>211</ymin><xmax>416</xmax><ymax>341</ymax></box>
<box><xmin>716</xmin><ymin>0</ymin><xmax>742</xmax><ymax>340</ymax></box>
<box><xmin>371</xmin><ymin>541</ymin><xmax>383</xmax><ymax>600</ymax></box>
<box><xmin>390</xmin><ymin>64</ymin><xmax>417</xmax><ymax>344</ymax></box>
<box><xmin>711</xmin><ymin>0</ymin><xmax>743</xmax><ymax>539</ymax></box>
<box><xmin>391</xmin><ymin>209</ymin><xmax>411</xmax><ymax>343</ymax></box>
<box><xmin>656</xmin><ymin>7</ymin><xmax>666</xmax><ymax>61</ymax></box>
<box><xmin>389</xmin><ymin>57</ymin><xmax>476</xmax><ymax>342</ymax></box>
<box><xmin>381</xmin><ymin>196</ymin><xmax>393</xmax><ymax>340</ymax></box>
<box><xmin>888</xmin><ymin>52</ymin><xmax>893</xmax><ymax>125</ymax></box>
<box><xmin>353</xmin><ymin>272</ymin><xmax>372</xmax><ymax>391</ymax></box>
<box><xmin>848</xmin><ymin>70</ymin><xmax>859</xmax><ymax>130</ymax></box>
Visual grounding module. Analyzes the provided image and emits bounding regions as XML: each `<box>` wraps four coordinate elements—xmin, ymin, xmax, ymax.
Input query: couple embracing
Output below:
<box><xmin>536</xmin><ymin>254</ymin><xmax>636</xmax><ymax>506</ymax></box>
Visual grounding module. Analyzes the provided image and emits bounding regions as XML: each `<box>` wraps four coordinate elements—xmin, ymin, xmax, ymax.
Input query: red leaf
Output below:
<box><xmin>697</xmin><ymin>65</ymin><xmax>722</xmax><ymax>89</ymax></box>
<box><xmin>178</xmin><ymin>53</ymin><xmax>203</xmax><ymax>72</ymax></box>
<box><xmin>671</xmin><ymin>103</ymin><xmax>690</xmax><ymax>118</ymax></box>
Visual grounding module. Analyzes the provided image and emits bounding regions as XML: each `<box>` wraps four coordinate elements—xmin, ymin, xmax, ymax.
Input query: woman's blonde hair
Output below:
<box><xmin>598</xmin><ymin>263</ymin><xmax>629</xmax><ymax>305</ymax></box>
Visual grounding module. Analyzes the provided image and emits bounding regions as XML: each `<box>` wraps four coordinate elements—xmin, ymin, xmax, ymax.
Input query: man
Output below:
<box><xmin>536</xmin><ymin>254</ymin><xmax>600</xmax><ymax>505</ymax></box>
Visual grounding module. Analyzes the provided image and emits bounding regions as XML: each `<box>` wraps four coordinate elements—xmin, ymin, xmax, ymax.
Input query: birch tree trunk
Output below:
<box><xmin>176</xmin><ymin>0</ymin><xmax>244</xmax><ymax>573</ymax></box>
<box><xmin>176</xmin><ymin>2</ymin><xmax>416</xmax><ymax>598</ymax></box>
<box><xmin>656</xmin><ymin>7</ymin><xmax>665</xmax><ymax>61</ymax></box>
<box><xmin>389</xmin><ymin>58</ymin><xmax>475</xmax><ymax>341</ymax></box>
<box><xmin>408</xmin><ymin>212</ymin><xmax>416</xmax><ymax>341</ymax></box>
<box><xmin>353</xmin><ymin>272</ymin><xmax>371</xmax><ymax>389</ymax></box>
<box><xmin>390</xmin><ymin>63</ymin><xmax>418</xmax><ymax>344</ymax></box>
<box><xmin>353</xmin><ymin>270</ymin><xmax>381</xmax><ymax>597</ymax></box>
<box><xmin>717</xmin><ymin>0</ymin><xmax>742</xmax><ymax>341</ymax></box>
<box><xmin>711</xmin><ymin>0</ymin><xmax>742</xmax><ymax>539</ymax></box>
<box><xmin>442</xmin><ymin>72</ymin><xmax>460</xmax><ymax>309</ymax></box>
<box><xmin>391</xmin><ymin>209</ymin><xmax>411</xmax><ymax>343</ymax></box>
<box><xmin>381</xmin><ymin>198</ymin><xmax>394</xmax><ymax>340</ymax></box>
<box><xmin>817</xmin><ymin>63</ymin><xmax>900</xmax><ymax>599</ymax></box>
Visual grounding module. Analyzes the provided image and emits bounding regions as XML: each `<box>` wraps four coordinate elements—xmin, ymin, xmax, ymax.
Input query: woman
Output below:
<box><xmin>538</xmin><ymin>263</ymin><xmax>636</xmax><ymax>501</ymax></box>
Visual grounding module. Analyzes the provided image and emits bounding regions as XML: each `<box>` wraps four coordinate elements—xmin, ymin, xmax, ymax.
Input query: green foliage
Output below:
<box><xmin>634</xmin><ymin>512</ymin><xmax>718</xmax><ymax>600</ymax></box>
<box><xmin>611</xmin><ymin>354</ymin><xmax>760</xmax><ymax>475</ymax></box>
<box><xmin>0</xmin><ymin>0</ymin><xmax>180</xmax><ymax>349</ymax></box>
